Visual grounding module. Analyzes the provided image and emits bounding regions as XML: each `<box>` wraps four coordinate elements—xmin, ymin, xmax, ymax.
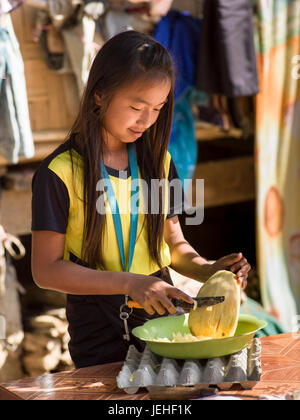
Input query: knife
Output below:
<box><xmin>127</xmin><ymin>296</ymin><xmax>225</xmax><ymax>310</ymax></box>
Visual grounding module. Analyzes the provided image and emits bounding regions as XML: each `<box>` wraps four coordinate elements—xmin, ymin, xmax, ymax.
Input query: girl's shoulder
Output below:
<box><xmin>33</xmin><ymin>138</ymin><xmax>83</xmax><ymax>191</ymax></box>
<box><xmin>47</xmin><ymin>139</ymin><xmax>82</xmax><ymax>174</ymax></box>
<box><xmin>39</xmin><ymin>137</ymin><xmax>80</xmax><ymax>169</ymax></box>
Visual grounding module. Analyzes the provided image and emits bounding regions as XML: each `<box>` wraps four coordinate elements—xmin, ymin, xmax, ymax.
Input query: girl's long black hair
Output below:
<box><xmin>67</xmin><ymin>30</ymin><xmax>175</xmax><ymax>270</ymax></box>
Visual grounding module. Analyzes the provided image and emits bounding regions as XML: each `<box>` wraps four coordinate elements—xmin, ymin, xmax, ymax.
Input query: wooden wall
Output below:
<box><xmin>0</xmin><ymin>4</ymin><xmax>79</xmax><ymax>166</ymax></box>
<box><xmin>0</xmin><ymin>3</ymin><xmax>255</xmax><ymax>236</ymax></box>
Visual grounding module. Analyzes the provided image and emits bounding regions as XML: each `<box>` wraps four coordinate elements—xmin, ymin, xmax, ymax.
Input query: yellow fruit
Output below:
<box><xmin>154</xmin><ymin>332</ymin><xmax>212</xmax><ymax>343</ymax></box>
<box><xmin>188</xmin><ymin>270</ymin><xmax>241</xmax><ymax>339</ymax></box>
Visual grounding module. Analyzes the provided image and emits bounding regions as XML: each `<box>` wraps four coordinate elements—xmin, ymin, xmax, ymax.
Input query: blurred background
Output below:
<box><xmin>0</xmin><ymin>0</ymin><xmax>299</xmax><ymax>382</ymax></box>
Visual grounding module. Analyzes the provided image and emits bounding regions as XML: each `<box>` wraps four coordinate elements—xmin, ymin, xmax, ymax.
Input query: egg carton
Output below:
<box><xmin>117</xmin><ymin>338</ymin><xmax>262</xmax><ymax>397</ymax></box>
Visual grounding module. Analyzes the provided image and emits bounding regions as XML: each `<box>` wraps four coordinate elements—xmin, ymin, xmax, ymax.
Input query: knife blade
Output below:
<box><xmin>127</xmin><ymin>296</ymin><xmax>225</xmax><ymax>310</ymax></box>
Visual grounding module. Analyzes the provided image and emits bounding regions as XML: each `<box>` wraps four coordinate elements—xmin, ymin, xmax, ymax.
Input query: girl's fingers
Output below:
<box><xmin>149</xmin><ymin>288</ymin><xmax>194</xmax><ymax>315</ymax></box>
<box><xmin>242</xmin><ymin>279</ymin><xmax>247</xmax><ymax>289</ymax></box>
<box><xmin>238</xmin><ymin>277</ymin><xmax>248</xmax><ymax>289</ymax></box>
<box><xmin>169</xmin><ymin>288</ymin><xmax>194</xmax><ymax>305</ymax></box>
<box><xmin>230</xmin><ymin>258</ymin><xmax>248</xmax><ymax>273</ymax></box>
<box><xmin>152</xmin><ymin>300</ymin><xmax>169</xmax><ymax>316</ymax></box>
<box><xmin>140</xmin><ymin>285</ymin><xmax>194</xmax><ymax>316</ymax></box>
<box><xmin>235</xmin><ymin>273</ymin><xmax>248</xmax><ymax>289</ymax></box>
<box><xmin>144</xmin><ymin>297</ymin><xmax>174</xmax><ymax>315</ymax></box>
<box><xmin>143</xmin><ymin>302</ymin><xmax>156</xmax><ymax>316</ymax></box>
<box><xmin>236</xmin><ymin>263</ymin><xmax>251</xmax><ymax>278</ymax></box>
<box><xmin>219</xmin><ymin>253</ymin><xmax>243</xmax><ymax>267</ymax></box>
<box><xmin>161</xmin><ymin>294</ymin><xmax>180</xmax><ymax>314</ymax></box>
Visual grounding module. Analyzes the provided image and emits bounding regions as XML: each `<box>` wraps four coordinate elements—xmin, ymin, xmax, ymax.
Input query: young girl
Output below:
<box><xmin>31</xmin><ymin>30</ymin><xmax>250</xmax><ymax>369</ymax></box>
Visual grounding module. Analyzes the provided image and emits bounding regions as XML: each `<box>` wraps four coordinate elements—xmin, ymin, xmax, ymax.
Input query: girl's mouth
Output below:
<box><xmin>129</xmin><ymin>129</ymin><xmax>144</xmax><ymax>136</ymax></box>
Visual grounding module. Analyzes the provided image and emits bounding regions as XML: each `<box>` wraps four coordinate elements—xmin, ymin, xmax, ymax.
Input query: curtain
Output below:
<box><xmin>255</xmin><ymin>0</ymin><xmax>300</xmax><ymax>331</ymax></box>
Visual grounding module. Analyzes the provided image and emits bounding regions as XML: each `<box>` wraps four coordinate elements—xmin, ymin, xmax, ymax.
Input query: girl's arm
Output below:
<box><xmin>32</xmin><ymin>231</ymin><xmax>131</xmax><ymax>295</ymax></box>
<box><xmin>163</xmin><ymin>216</ymin><xmax>212</xmax><ymax>282</ymax></box>
<box><xmin>31</xmin><ymin>230</ymin><xmax>194</xmax><ymax>315</ymax></box>
<box><xmin>164</xmin><ymin>216</ymin><xmax>250</xmax><ymax>288</ymax></box>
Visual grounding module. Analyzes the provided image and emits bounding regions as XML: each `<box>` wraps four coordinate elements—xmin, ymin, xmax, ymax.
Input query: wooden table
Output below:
<box><xmin>1</xmin><ymin>333</ymin><xmax>300</xmax><ymax>400</ymax></box>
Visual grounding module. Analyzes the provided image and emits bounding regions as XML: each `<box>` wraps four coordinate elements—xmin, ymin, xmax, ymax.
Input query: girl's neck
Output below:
<box><xmin>103</xmin><ymin>142</ymin><xmax>127</xmax><ymax>155</ymax></box>
<box><xmin>102</xmin><ymin>130</ymin><xmax>128</xmax><ymax>155</ymax></box>
<box><xmin>102</xmin><ymin>139</ymin><xmax>129</xmax><ymax>170</ymax></box>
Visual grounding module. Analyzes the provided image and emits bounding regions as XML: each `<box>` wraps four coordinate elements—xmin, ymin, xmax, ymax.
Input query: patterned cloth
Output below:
<box><xmin>255</xmin><ymin>0</ymin><xmax>300</xmax><ymax>331</ymax></box>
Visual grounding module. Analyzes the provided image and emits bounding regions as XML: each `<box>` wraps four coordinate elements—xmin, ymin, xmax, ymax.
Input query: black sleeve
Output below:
<box><xmin>31</xmin><ymin>164</ymin><xmax>70</xmax><ymax>233</ymax></box>
<box><xmin>167</xmin><ymin>158</ymin><xmax>186</xmax><ymax>219</ymax></box>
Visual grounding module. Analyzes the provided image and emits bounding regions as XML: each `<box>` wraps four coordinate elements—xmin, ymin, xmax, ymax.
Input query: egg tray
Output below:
<box><xmin>117</xmin><ymin>338</ymin><xmax>262</xmax><ymax>398</ymax></box>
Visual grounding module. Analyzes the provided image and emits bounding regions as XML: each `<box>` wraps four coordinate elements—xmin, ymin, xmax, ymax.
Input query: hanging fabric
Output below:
<box><xmin>155</xmin><ymin>10</ymin><xmax>207</xmax><ymax>189</ymax></box>
<box><xmin>255</xmin><ymin>0</ymin><xmax>300</xmax><ymax>331</ymax></box>
<box><xmin>196</xmin><ymin>0</ymin><xmax>259</xmax><ymax>97</ymax></box>
<box><xmin>0</xmin><ymin>225</ymin><xmax>26</xmax><ymax>382</ymax></box>
<box><xmin>0</xmin><ymin>1</ymin><xmax>25</xmax><ymax>15</ymax></box>
<box><xmin>0</xmin><ymin>13</ymin><xmax>34</xmax><ymax>164</ymax></box>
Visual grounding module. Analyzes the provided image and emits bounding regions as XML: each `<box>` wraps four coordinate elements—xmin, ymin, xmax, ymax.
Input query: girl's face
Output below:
<box><xmin>100</xmin><ymin>77</ymin><xmax>171</xmax><ymax>148</ymax></box>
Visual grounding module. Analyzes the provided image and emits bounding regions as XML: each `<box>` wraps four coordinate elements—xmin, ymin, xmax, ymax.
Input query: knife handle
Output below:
<box><xmin>127</xmin><ymin>299</ymin><xmax>189</xmax><ymax>310</ymax></box>
<box><xmin>127</xmin><ymin>300</ymin><xmax>143</xmax><ymax>309</ymax></box>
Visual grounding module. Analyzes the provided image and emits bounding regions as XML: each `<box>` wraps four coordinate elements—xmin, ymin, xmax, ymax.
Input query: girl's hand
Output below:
<box><xmin>126</xmin><ymin>274</ymin><xmax>194</xmax><ymax>316</ymax></box>
<box><xmin>208</xmin><ymin>253</ymin><xmax>251</xmax><ymax>289</ymax></box>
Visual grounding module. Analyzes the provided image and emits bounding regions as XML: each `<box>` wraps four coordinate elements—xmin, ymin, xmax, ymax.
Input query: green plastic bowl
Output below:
<box><xmin>132</xmin><ymin>313</ymin><xmax>267</xmax><ymax>359</ymax></box>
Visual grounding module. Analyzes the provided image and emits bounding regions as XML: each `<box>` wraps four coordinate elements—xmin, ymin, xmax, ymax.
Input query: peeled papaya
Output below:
<box><xmin>188</xmin><ymin>270</ymin><xmax>241</xmax><ymax>339</ymax></box>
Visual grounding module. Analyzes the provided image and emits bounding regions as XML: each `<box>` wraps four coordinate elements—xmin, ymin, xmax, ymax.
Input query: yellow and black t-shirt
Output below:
<box><xmin>31</xmin><ymin>138</ymin><xmax>185</xmax><ymax>368</ymax></box>
<box><xmin>31</xmin><ymin>138</ymin><xmax>185</xmax><ymax>275</ymax></box>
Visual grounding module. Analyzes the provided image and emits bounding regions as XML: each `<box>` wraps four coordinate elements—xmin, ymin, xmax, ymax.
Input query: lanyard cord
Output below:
<box><xmin>100</xmin><ymin>143</ymin><xmax>139</xmax><ymax>341</ymax></box>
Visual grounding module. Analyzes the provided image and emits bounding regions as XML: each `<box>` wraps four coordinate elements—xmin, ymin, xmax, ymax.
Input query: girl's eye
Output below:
<box><xmin>130</xmin><ymin>106</ymin><xmax>162</xmax><ymax>112</ymax></box>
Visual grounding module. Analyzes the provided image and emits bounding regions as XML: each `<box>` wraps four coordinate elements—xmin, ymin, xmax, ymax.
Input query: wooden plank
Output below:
<box><xmin>11</xmin><ymin>5</ymin><xmax>79</xmax><ymax>132</ymax></box>
<box><xmin>24</xmin><ymin>59</ymin><xmax>50</xmax><ymax>98</ymax></box>
<box><xmin>0</xmin><ymin>191</ymin><xmax>32</xmax><ymax>235</ymax></box>
<box><xmin>1</xmin><ymin>334</ymin><xmax>300</xmax><ymax>400</ymax></box>
<box><xmin>0</xmin><ymin>156</ymin><xmax>255</xmax><ymax>235</ymax></box>
<box><xmin>31</xmin><ymin>130</ymin><xmax>68</xmax><ymax>142</ymax></box>
<box><xmin>26</xmin><ymin>0</ymin><xmax>48</xmax><ymax>11</ymax></box>
<box><xmin>190</xmin><ymin>156</ymin><xmax>255</xmax><ymax>208</ymax></box>
<box><xmin>0</xmin><ymin>385</ymin><xmax>24</xmax><ymax>400</ymax></box>
<box><xmin>0</xmin><ymin>5</ymin><xmax>79</xmax><ymax>169</ymax></box>
<box><xmin>195</xmin><ymin>121</ymin><xmax>243</xmax><ymax>142</ymax></box>
<box><xmin>0</xmin><ymin>130</ymin><xmax>67</xmax><ymax>166</ymax></box>
<box><xmin>16</xmin><ymin>141</ymin><xmax>62</xmax><ymax>164</ymax></box>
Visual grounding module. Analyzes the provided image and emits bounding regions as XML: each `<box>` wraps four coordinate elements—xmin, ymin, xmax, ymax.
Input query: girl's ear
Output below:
<box><xmin>94</xmin><ymin>93</ymin><xmax>102</xmax><ymax>107</ymax></box>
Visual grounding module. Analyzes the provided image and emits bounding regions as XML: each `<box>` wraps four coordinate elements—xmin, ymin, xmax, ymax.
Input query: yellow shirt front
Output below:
<box><xmin>32</xmin><ymin>139</ymin><xmax>182</xmax><ymax>275</ymax></box>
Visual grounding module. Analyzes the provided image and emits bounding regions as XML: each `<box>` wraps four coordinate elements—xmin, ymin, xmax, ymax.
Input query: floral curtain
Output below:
<box><xmin>255</xmin><ymin>0</ymin><xmax>300</xmax><ymax>331</ymax></box>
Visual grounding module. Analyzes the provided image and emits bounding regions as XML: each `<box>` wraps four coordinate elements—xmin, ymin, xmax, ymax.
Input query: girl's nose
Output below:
<box><xmin>137</xmin><ymin>110</ymin><xmax>152</xmax><ymax>128</ymax></box>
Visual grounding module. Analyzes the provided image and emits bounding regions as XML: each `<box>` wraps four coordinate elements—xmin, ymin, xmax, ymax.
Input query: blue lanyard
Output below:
<box><xmin>100</xmin><ymin>143</ymin><xmax>139</xmax><ymax>272</ymax></box>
